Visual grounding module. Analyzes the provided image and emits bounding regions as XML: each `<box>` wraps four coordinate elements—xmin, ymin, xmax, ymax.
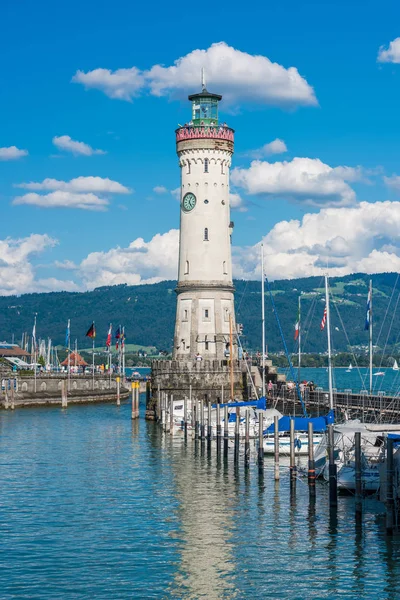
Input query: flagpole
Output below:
<box><xmin>122</xmin><ymin>326</ymin><xmax>125</xmax><ymax>382</ymax></box>
<box><xmin>369</xmin><ymin>279</ymin><xmax>373</xmax><ymax>395</ymax></box>
<box><xmin>67</xmin><ymin>319</ymin><xmax>70</xmax><ymax>392</ymax></box>
<box><xmin>298</xmin><ymin>295</ymin><xmax>301</xmax><ymax>388</ymax></box>
<box><xmin>261</xmin><ymin>243</ymin><xmax>266</xmax><ymax>399</ymax></box>
<box><xmin>33</xmin><ymin>314</ymin><xmax>37</xmax><ymax>393</ymax></box>
<box><xmin>92</xmin><ymin>325</ymin><xmax>95</xmax><ymax>390</ymax></box>
<box><xmin>325</xmin><ymin>274</ymin><xmax>334</xmax><ymax>411</ymax></box>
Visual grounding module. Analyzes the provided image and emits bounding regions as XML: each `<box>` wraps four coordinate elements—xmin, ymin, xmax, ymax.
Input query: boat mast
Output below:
<box><xmin>229</xmin><ymin>314</ymin><xmax>234</xmax><ymax>400</ymax></box>
<box><xmin>369</xmin><ymin>278</ymin><xmax>373</xmax><ymax>395</ymax></box>
<box><xmin>325</xmin><ymin>274</ymin><xmax>334</xmax><ymax>411</ymax></box>
<box><xmin>261</xmin><ymin>243</ymin><xmax>266</xmax><ymax>398</ymax></box>
<box><xmin>298</xmin><ymin>294</ymin><xmax>301</xmax><ymax>388</ymax></box>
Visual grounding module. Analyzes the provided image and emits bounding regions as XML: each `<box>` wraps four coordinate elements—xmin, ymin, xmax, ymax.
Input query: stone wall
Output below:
<box><xmin>0</xmin><ymin>375</ymin><xmax>129</xmax><ymax>409</ymax></box>
<box><xmin>151</xmin><ymin>359</ymin><xmax>248</xmax><ymax>404</ymax></box>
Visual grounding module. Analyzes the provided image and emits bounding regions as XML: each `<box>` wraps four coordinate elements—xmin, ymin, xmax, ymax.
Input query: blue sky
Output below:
<box><xmin>2</xmin><ymin>0</ymin><xmax>400</xmax><ymax>294</ymax></box>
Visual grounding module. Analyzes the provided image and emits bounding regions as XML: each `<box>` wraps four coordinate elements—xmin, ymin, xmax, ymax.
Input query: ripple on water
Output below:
<box><xmin>1</xmin><ymin>402</ymin><xmax>400</xmax><ymax>599</ymax></box>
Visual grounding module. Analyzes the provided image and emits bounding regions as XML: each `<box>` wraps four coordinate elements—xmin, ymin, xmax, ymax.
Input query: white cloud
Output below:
<box><xmin>377</xmin><ymin>37</ymin><xmax>400</xmax><ymax>63</ymax></box>
<box><xmin>229</xmin><ymin>192</ymin><xmax>247</xmax><ymax>212</ymax></box>
<box><xmin>0</xmin><ymin>146</ymin><xmax>28</xmax><ymax>161</ymax></box>
<box><xmin>52</xmin><ymin>135</ymin><xmax>106</xmax><ymax>156</ymax></box>
<box><xmin>15</xmin><ymin>176</ymin><xmax>130</xmax><ymax>194</ymax></box>
<box><xmin>384</xmin><ymin>174</ymin><xmax>400</xmax><ymax>192</ymax></box>
<box><xmin>171</xmin><ymin>188</ymin><xmax>181</xmax><ymax>201</ymax></box>
<box><xmin>231</xmin><ymin>157</ymin><xmax>360</xmax><ymax>207</ymax></box>
<box><xmin>232</xmin><ymin>201</ymin><xmax>400</xmax><ymax>280</ymax></box>
<box><xmin>78</xmin><ymin>229</ymin><xmax>179</xmax><ymax>288</ymax></box>
<box><xmin>0</xmin><ymin>234</ymin><xmax>78</xmax><ymax>295</ymax></box>
<box><xmin>72</xmin><ymin>42</ymin><xmax>317</xmax><ymax>109</ymax></box>
<box><xmin>12</xmin><ymin>191</ymin><xmax>109</xmax><ymax>211</ymax></box>
<box><xmin>247</xmin><ymin>138</ymin><xmax>287</xmax><ymax>159</ymax></box>
<box><xmin>153</xmin><ymin>186</ymin><xmax>168</xmax><ymax>194</ymax></box>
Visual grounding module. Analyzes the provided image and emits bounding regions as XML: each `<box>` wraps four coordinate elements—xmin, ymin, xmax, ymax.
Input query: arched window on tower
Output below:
<box><xmin>223</xmin><ymin>261</ymin><xmax>228</xmax><ymax>275</ymax></box>
<box><xmin>204</xmin><ymin>228</ymin><xmax>209</xmax><ymax>241</ymax></box>
<box><xmin>204</xmin><ymin>158</ymin><xmax>209</xmax><ymax>173</ymax></box>
<box><xmin>221</xmin><ymin>161</ymin><xmax>224</xmax><ymax>175</ymax></box>
<box><xmin>184</xmin><ymin>260</ymin><xmax>189</xmax><ymax>274</ymax></box>
<box><xmin>187</xmin><ymin>160</ymin><xmax>191</xmax><ymax>174</ymax></box>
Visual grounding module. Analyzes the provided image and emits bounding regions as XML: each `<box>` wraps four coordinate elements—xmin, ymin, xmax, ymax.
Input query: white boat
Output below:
<box><xmin>314</xmin><ymin>421</ymin><xmax>400</xmax><ymax>492</ymax></box>
<box><xmin>263</xmin><ymin>431</ymin><xmax>323</xmax><ymax>455</ymax></box>
<box><xmin>393</xmin><ymin>360</ymin><xmax>399</xmax><ymax>371</ymax></box>
<box><xmin>346</xmin><ymin>363</ymin><xmax>353</xmax><ymax>373</ymax></box>
<box><xmin>373</xmin><ymin>371</ymin><xmax>385</xmax><ymax>376</ymax></box>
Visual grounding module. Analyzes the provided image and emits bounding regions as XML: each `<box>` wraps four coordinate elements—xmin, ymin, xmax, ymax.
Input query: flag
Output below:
<box><xmin>320</xmin><ymin>306</ymin><xmax>327</xmax><ymax>331</ymax></box>
<box><xmin>294</xmin><ymin>310</ymin><xmax>300</xmax><ymax>341</ymax></box>
<box><xmin>86</xmin><ymin>322</ymin><xmax>96</xmax><ymax>338</ymax></box>
<box><xmin>32</xmin><ymin>318</ymin><xmax>36</xmax><ymax>345</ymax></box>
<box><xmin>364</xmin><ymin>289</ymin><xmax>371</xmax><ymax>331</ymax></box>
<box><xmin>105</xmin><ymin>323</ymin><xmax>112</xmax><ymax>349</ymax></box>
<box><xmin>115</xmin><ymin>326</ymin><xmax>120</xmax><ymax>350</ymax></box>
<box><xmin>65</xmin><ymin>319</ymin><xmax>70</xmax><ymax>348</ymax></box>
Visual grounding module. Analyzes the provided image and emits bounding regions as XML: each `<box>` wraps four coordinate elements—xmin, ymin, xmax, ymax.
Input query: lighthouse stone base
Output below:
<box><xmin>150</xmin><ymin>359</ymin><xmax>248</xmax><ymax>406</ymax></box>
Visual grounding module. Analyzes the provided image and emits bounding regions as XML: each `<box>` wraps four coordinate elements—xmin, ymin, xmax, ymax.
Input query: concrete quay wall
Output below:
<box><xmin>0</xmin><ymin>375</ymin><xmax>130</xmax><ymax>409</ymax></box>
<box><xmin>151</xmin><ymin>359</ymin><xmax>248</xmax><ymax>403</ymax></box>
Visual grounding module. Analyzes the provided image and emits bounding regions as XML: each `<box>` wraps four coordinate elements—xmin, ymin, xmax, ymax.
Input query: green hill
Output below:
<box><xmin>1</xmin><ymin>273</ymin><xmax>400</xmax><ymax>354</ymax></box>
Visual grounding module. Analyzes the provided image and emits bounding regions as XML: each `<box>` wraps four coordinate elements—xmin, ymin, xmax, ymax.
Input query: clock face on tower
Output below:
<box><xmin>182</xmin><ymin>192</ymin><xmax>196</xmax><ymax>212</ymax></box>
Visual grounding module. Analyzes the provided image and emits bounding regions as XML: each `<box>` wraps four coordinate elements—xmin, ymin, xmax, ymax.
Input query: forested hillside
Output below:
<box><xmin>1</xmin><ymin>273</ymin><xmax>400</xmax><ymax>354</ymax></box>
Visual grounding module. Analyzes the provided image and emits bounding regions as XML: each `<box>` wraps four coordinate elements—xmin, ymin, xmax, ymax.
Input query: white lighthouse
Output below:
<box><xmin>173</xmin><ymin>81</ymin><xmax>236</xmax><ymax>361</ymax></box>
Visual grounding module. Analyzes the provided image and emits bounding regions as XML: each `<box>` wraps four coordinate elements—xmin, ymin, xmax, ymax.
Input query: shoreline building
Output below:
<box><xmin>151</xmin><ymin>80</ymin><xmax>246</xmax><ymax>403</ymax></box>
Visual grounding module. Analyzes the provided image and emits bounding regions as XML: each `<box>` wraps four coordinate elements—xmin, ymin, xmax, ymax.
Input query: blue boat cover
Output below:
<box><xmin>264</xmin><ymin>410</ymin><xmax>334</xmax><ymax>434</ymax></box>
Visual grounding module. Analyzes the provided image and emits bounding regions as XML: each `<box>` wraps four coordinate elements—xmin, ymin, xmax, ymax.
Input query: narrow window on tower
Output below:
<box><xmin>205</xmin><ymin>341</ymin><xmax>209</xmax><ymax>351</ymax></box>
<box><xmin>187</xmin><ymin>160</ymin><xmax>191</xmax><ymax>174</ymax></box>
<box><xmin>183</xmin><ymin>309</ymin><xmax>188</xmax><ymax>321</ymax></box>
<box><xmin>221</xmin><ymin>161</ymin><xmax>224</xmax><ymax>175</ymax></box>
<box><xmin>204</xmin><ymin>309</ymin><xmax>209</xmax><ymax>320</ymax></box>
<box><xmin>204</xmin><ymin>158</ymin><xmax>209</xmax><ymax>173</ymax></box>
<box><xmin>223</xmin><ymin>261</ymin><xmax>228</xmax><ymax>275</ymax></box>
<box><xmin>204</xmin><ymin>228</ymin><xmax>209</xmax><ymax>241</ymax></box>
<box><xmin>184</xmin><ymin>260</ymin><xmax>189</xmax><ymax>274</ymax></box>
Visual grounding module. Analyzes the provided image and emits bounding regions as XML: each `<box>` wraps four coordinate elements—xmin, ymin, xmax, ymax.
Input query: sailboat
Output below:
<box><xmin>393</xmin><ymin>360</ymin><xmax>399</xmax><ymax>371</ymax></box>
<box><xmin>346</xmin><ymin>363</ymin><xmax>353</xmax><ymax>373</ymax></box>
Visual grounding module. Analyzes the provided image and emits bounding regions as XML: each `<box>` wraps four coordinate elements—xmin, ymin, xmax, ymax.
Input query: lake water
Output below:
<box><xmin>279</xmin><ymin>367</ymin><xmax>400</xmax><ymax>395</ymax></box>
<box><xmin>1</xmin><ymin>400</ymin><xmax>400</xmax><ymax>599</ymax></box>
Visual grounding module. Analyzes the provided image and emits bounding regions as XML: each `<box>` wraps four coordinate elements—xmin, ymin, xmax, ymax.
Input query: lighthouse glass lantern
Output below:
<box><xmin>190</xmin><ymin>90</ymin><xmax>221</xmax><ymax>126</ymax></box>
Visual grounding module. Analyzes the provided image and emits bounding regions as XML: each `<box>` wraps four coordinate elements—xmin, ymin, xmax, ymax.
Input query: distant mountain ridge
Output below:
<box><xmin>1</xmin><ymin>272</ymin><xmax>400</xmax><ymax>354</ymax></box>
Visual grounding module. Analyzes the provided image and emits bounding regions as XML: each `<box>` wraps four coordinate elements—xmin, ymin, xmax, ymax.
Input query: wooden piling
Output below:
<box><xmin>183</xmin><ymin>395</ymin><xmax>188</xmax><ymax>437</ymax></box>
<box><xmin>258</xmin><ymin>413</ymin><xmax>264</xmax><ymax>471</ymax></box>
<box><xmin>169</xmin><ymin>394</ymin><xmax>174</xmax><ymax>434</ymax></box>
<box><xmin>10</xmin><ymin>384</ymin><xmax>15</xmax><ymax>410</ymax></box>
<box><xmin>200</xmin><ymin>399</ymin><xmax>205</xmax><ymax>440</ymax></box>
<box><xmin>194</xmin><ymin>399</ymin><xmax>199</xmax><ymax>440</ymax></box>
<box><xmin>131</xmin><ymin>381</ymin><xmax>136</xmax><ymax>419</ymax></box>
<box><xmin>386</xmin><ymin>437</ymin><xmax>395</xmax><ymax>535</ymax></box>
<box><xmin>234</xmin><ymin>408</ymin><xmax>240</xmax><ymax>464</ymax></box>
<box><xmin>355</xmin><ymin>431</ymin><xmax>362</xmax><ymax>515</ymax></box>
<box><xmin>116</xmin><ymin>376</ymin><xmax>121</xmax><ymax>406</ymax></box>
<box><xmin>136</xmin><ymin>382</ymin><xmax>140</xmax><ymax>418</ymax></box>
<box><xmin>244</xmin><ymin>409</ymin><xmax>250</xmax><ymax>469</ymax></box>
<box><xmin>216</xmin><ymin>402</ymin><xmax>221</xmax><ymax>457</ymax></box>
<box><xmin>274</xmin><ymin>415</ymin><xmax>280</xmax><ymax>481</ymax></box>
<box><xmin>327</xmin><ymin>424</ymin><xmax>337</xmax><ymax>507</ymax></box>
<box><xmin>290</xmin><ymin>419</ymin><xmax>296</xmax><ymax>486</ymax></box>
<box><xmin>161</xmin><ymin>391</ymin><xmax>166</xmax><ymax>431</ymax></box>
<box><xmin>223</xmin><ymin>405</ymin><xmax>229</xmax><ymax>459</ymax></box>
<box><xmin>157</xmin><ymin>383</ymin><xmax>161</xmax><ymax>421</ymax></box>
<box><xmin>308</xmin><ymin>422</ymin><xmax>315</xmax><ymax>497</ymax></box>
<box><xmin>61</xmin><ymin>380</ymin><xmax>68</xmax><ymax>408</ymax></box>
<box><xmin>207</xmin><ymin>402</ymin><xmax>212</xmax><ymax>442</ymax></box>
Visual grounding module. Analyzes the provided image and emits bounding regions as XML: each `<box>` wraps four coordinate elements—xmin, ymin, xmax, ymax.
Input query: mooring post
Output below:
<box><xmin>244</xmin><ymin>409</ymin><xmax>250</xmax><ymax>470</ymax></box>
<box><xmin>116</xmin><ymin>376</ymin><xmax>121</xmax><ymax>406</ymax></box>
<box><xmin>308</xmin><ymin>422</ymin><xmax>316</xmax><ymax>498</ymax></box>
<box><xmin>386</xmin><ymin>437</ymin><xmax>395</xmax><ymax>535</ymax></box>
<box><xmin>161</xmin><ymin>392</ymin><xmax>165</xmax><ymax>430</ymax></box>
<box><xmin>234</xmin><ymin>408</ymin><xmax>240</xmax><ymax>465</ymax></box>
<box><xmin>290</xmin><ymin>418</ymin><xmax>296</xmax><ymax>487</ymax></box>
<box><xmin>131</xmin><ymin>381</ymin><xmax>136</xmax><ymax>419</ymax></box>
<box><xmin>355</xmin><ymin>431</ymin><xmax>362</xmax><ymax>515</ymax></box>
<box><xmin>137</xmin><ymin>382</ymin><xmax>140</xmax><ymax>418</ymax></box>
<box><xmin>10</xmin><ymin>383</ymin><xmax>15</xmax><ymax>410</ymax></box>
<box><xmin>194</xmin><ymin>399</ymin><xmax>199</xmax><ymax>440</ymax></box>
<box><xmin>328</xmin><ymin>424</ymin><xmax>338</xmax><ymax>507</ymax></box>
<box><xmin>258</xmin><ymin>412</ymin><xmax>264</xmax><ymax>471</ymax></box>
<box><xmin>61</xmin><ymin>380</ymin><xmax>68</xmax><ymax>409</ymax></box>
<box><xmin>183</xmin><ymin>395</ymin><xmax>188</xmax><ymax>436</ymax></box>
<box><xmin>207</xmin><ymin>402</ymin><xmax>212</xmax><ymax>442</ymax></box>
<box><xmin>216</xmin><ymin>402</ymin><xmax>221</xmax><ymax>457</ymax></box>
<box><xmin>274</xmin><ymin>414</ymin><xmax>280</xmax><ymax>481</ymax></box>
<box><xmin>157</xmin><ymin>383</ymin><xmax>160</xmax><ymax>421</ymax></box>
<box><xmin>223</xmin><ymin>405</ymin><xmax>229</xmax><ymax>459</ymax></box>
<box><xmin>169</xmin><ymin>393</ymin><xmax>174</xmax><ymax>434</ymax></box>
<box><xmin>200</xmin><ymin>399</ymin><xmax>205</xmax><ymax>440</ymax></box>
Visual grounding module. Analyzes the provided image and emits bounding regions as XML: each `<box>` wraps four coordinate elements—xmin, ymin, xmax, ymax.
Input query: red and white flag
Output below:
<box><xmin>320</xmin><ymin>306</ymin><xmax>327</xmax><ymax>330</ymax></box>
<box><xmin>105</xmin><ymin>323</ymin><xmax>112</xmax><ymax>348</ymax></box>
